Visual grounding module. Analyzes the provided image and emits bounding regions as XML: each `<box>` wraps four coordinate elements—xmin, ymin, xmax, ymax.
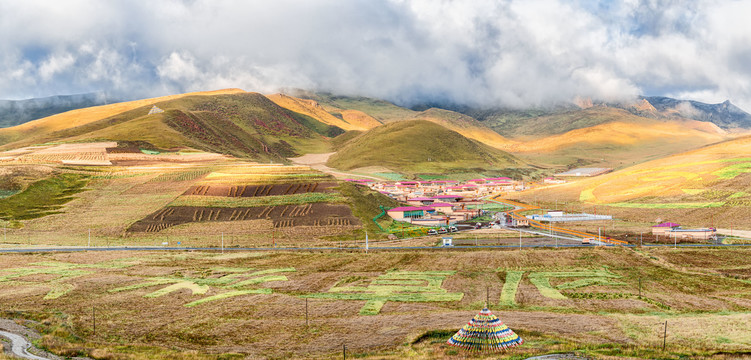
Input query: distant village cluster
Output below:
<box><xmin>346</xmin><ymin>177</ymin><xmax>530</xmax><ymax>227</ymax></box>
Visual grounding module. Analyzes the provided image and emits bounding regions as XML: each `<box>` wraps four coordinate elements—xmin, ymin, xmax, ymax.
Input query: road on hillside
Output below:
<box><xmin>288</xmin><ymin>152</ymin><xmax>384</xmax><ymax>180</ymax></box>
<box><xmin>0</xmin><ymin>330</ymin><xmax>52</xmax><ymax>360</ymax></box>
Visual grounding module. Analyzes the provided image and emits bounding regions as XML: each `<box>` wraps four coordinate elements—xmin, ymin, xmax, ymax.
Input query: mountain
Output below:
<box><xmin>411</xmin><ymin>108</ymin><xmax>513</xmax><ymax>149</ymax></box>
<box><xmin>0</xmin><ymin>91</ymin><xmax>345</xmax><ymax>162</ymax></box>
<box><xmin>640</xmin><ymin>96</ymin><xmax>751</xmax><ymax>130</ymax></box>
<box><xmin>327</xmin><ymin>120</ymin><xmax>521</xmax><ymax>174</ymax></box>
<box><xmin>0</xmin><ymin>89</ymin><xmax>246</xmax><ymax>146</ymax></box>
<box><xmin>266</xmin><ymin>93</ymin><xmax>381</xmax><ymax>131</ymax></box>
<box><xmin>0</xmin><ymin>93</ymin><xmax>109</xmax><ymax>128</ymax></box>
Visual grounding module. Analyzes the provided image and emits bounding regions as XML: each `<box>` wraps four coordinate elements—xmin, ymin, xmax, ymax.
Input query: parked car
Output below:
<box><xmin>438</xmin><ymin>227</ymin><xmax>448</xmax><ymax>234</ymax></box>
<box><xmin>427</xmin><ymin>229</ymin><xmax>438</xmax><ymax>235</ymax></box>
<box><xmin>449</xmin><ymin>226</ymin><xmax>458</xmax><ymax>232</ymax></box>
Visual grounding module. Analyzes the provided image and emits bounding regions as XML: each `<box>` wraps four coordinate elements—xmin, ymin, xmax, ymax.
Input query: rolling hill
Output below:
<box><xmin>327</xmin><ymin>120</ymin><xmax>521</xmax><ymax>174</ymax></box>
<box><xmin>510</xmin><ymin>135</ymin><xmax>751</xmax><ymax>228</ymax></box>
<box><xmin>0</xmin><ymin>88</ymin><xmax>246</xmax><ymax>146</ymax></box>
<box><xmin>641</xmin><ymin>96</ymin><xmax>751</xmax><ymax>130</ymax></box>
<box><xmin>266</xmin><ymin>93</ymin><xmax>381</xmax><ymax>131</ymax></box>
<box><xmin>411</xmin><ymin>108</ymin><xmax>513</xmax><ymax>149</ymax></box>
<box><xmin>0</xmin><ymin>92</ymin><xmax>346</xmax><ymax>162</ymax></box>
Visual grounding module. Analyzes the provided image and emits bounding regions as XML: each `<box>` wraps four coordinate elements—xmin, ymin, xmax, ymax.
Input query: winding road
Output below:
<box><xmin>0</xmin><ymin>329</ymin><xmax>51</xmax><ymax>360</ymax></box>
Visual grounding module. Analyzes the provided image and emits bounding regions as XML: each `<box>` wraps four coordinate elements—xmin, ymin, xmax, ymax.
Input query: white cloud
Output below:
<box><xmin>0</xmin><ymin>0</ymin><xmax>749</xmax><ymax>111</ymax></box>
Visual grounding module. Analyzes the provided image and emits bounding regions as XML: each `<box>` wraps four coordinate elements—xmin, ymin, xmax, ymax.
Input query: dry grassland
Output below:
<box><xmin>1</xmin><ymin>247</ymin><xmax>750</xmax><ymax>359</ymax></box>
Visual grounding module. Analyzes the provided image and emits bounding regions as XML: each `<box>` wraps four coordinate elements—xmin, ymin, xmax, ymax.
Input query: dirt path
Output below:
<box><xmin>717</xmin><ymin>228</ymin><xmax>751</xmax><ymax>238</ymax></box>
<box><xmin>288</xmin><ymin>152</ymin><xmax>383</xmax><ymax>180</ymax></box>
<box><xmin>0</xmin><ymin>319</ymin><xmax>58</xmax><ymax>360</ymax></box>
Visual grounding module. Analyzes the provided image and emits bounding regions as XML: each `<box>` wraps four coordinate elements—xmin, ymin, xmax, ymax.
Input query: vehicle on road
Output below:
<box><xmin>427</xmin><ymin>229</ymin><xmax>438</xmax><ymax>235</ymax></box>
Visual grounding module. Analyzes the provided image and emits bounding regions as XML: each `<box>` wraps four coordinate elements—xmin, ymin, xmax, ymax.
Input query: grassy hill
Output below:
<box><xmin>266</xmin><ymin>93</ymin><xmax>380</xmax><ymax>131</ymax></box>
<box><xmin>516</xmin><ymin>135</ymin><xmax>751</xmax><ymax>228</ymax></box>
<box><xmin>327</xmin><ymin>120</ymin><xmax>521</xmax><ymax>174</ymax></box>
<box><xmin>0</xmin><ymin>92</ymin><xmax>345</xmax><ymax>162</ymax></box>
<box><xmin>0</xmin><ymin>89</ymin><xmax>246</xmax><ymax>146</ymax></box>
<box><xmin>505</xmin><ymin>116</ymin><xmax>727</xmax><ymax>168</ymax></box>
<box><xmin>412</xmin><ymin>108</ymin><xmax>513</xmax><ymax>149</ymax></box>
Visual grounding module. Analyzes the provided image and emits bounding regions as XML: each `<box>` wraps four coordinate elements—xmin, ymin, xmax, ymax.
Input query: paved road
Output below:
<box><xmin>0</xmin><ymin>330</ymin><xmax>51</xmax><ymax>360</ymax></box>
<box><xmin>3</xmin><ymin>242</ymin><xmax>751</xmax><ymax>254</ymax></box>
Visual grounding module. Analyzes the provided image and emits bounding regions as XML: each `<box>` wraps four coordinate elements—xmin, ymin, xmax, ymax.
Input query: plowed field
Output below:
<box><xmin>127</xmin><ymin>203</ymin><xmax>359</xmax><ymax>232</ymax></box>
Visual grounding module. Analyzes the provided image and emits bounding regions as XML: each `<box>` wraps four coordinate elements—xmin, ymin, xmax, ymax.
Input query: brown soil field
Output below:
<box><xmin>127</xmin><ymin>203</ymin><xmax>360</xmax><ymax>232</ymax></box>
<box><xmin>1</xmin><ymin>247</ymin><xmax>750</xmax><ymax>359</ymax></box>
<box><xmin>184</xmin><ymin>181</ymin><xmax>336</xmax><ymax>197</ymax></box>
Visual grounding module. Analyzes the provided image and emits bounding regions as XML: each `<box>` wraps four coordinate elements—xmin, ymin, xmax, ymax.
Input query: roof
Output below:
<box><xmin>407</xmin><ymin>197</ymin><xmax>434</xmax><ymax>201</ymax></box>
<box><xmin>388</xmin><ymin>206</ymin><xmax>434</xmax><ymax>212</ymax></box>
<box><xmin>653</xmin><ymin>222</ymin><xmax>680</xmax><ymax>227</ymax></box>
<box><xmin>431</xmin><ymin>203</ymin><xmax>454</xmax><ymax>207</ymax></box>
<box><xmin>432</xmin><ymin>195</ymin><xmax>463</xmax><ymax>199</ymax></box>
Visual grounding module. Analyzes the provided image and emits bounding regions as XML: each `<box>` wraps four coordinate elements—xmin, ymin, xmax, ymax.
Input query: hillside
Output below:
<box><xmin>327</xmin><ymin>120</ymin><xmax>521</xmax><ymax>173</ymax></box>
<box><xmin>412</xmin><ymin>108</ymin><xmax>513</xmax><ymax>149</ymax></box>
<box><xmin>506</xmin><ymin>117</ymin><xmax>727</xmax><ymax>168</ymax></box>
<box><xmin>291</xmin><ymin>91</ymin><xmax>418</xmax><ymax>123</ymax></box>
<box><xmin>516</xmin><ymin>135</ymin><xmax>751</xmax><ymax>227</ymax></box>
<box><xmin>0</xmin><ymin>93</ymin><xmax>109</xmax><ymax>128</ymax></box>
<box><xmin>266</xmin><ymin>93</ymin><xmax>381</xmax><ymax>130</ymax></box>
<box><xmin>0</xmin><ymin>92</ymin><xmax>346</xmax><ymax>162</ymax></box>
<box><xmin>0</xmin><ymin>89</ymin><xmax>246</xmax><ymax>146</ymax></box>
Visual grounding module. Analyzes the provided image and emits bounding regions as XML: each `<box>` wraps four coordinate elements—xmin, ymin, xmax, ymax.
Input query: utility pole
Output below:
<box><xmin>221</xmin><ymin>232</ymin><xmax>224</xmax><ymax>253</ymax></box>
<box><xmin>305</xmin><ymin>298</ymin><xmax>309</xmax><ymax>327</ymax></box>
<box><xmin>343</xmin><ymin>344</ymin><xmax>346</xmax><ymax>360</ymax></box>
<box><xmin>486</xmin><ymin>286</ymin><xmax>489</xmax><ymax>307</ymax></box>
<box><xmin>663</xmin><ymin>321</ymin><xmax>668</xmax><ymax>351</ymax></box>
<box><xmin>598</xmin><ymin>227</ymin><xmax>601</xmax><ymax>243</ymax></box>
<box><xmin>640</xmin><ymin>232</ymin><xmax>643</xmax><ymax>247</ymax></box>
<box><xmin>88</xmin><ymin>229</ymin><xmax>91</xmax><ymax>247</ymax></box>
<box><xmin>519</xmin><ymin>230</ymin><xmax>522</xmax><ymax>250</ymax></box>
<box><xmin>92</xmin><ymin>306</ymin><xmax>96</xmax><ymax>336</ymax></box>
<box><xmin>365</xmin><ymin>231</ymin><xmax>368</xmax><ymax>254</ymax></box>
<box><xmin>638</xmin><ymin>277</ymin><xmax>641</xmax><ymax>298</ymax></box>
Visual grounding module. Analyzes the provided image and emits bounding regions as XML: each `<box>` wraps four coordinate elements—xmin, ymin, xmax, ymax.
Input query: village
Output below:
<box><xmin>348</xmin><ymin>173</ymin><xmax>720</xmax><ymax>244</ymax></box>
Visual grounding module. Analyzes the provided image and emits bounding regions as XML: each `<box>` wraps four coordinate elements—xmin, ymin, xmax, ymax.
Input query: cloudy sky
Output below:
<box><xmin>1</xmin><ymin>0</ymin><xmax>750</xmax><ymax>110</ymax></box>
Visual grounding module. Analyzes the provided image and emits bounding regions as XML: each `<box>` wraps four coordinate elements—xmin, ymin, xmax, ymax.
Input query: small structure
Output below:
<box><xmin>652</xmin><ymin>222</ymin><xmax>680</xmax><ymax>235</ymax></box>
<box><xmin>447</xmin><ymin>307</ymin><xmax>523</xmax><ymax>352</ymax></box>
<box><xmin>406</xmin><ymin>197</ymin><xmax>435</xmax><ymax>206</ymax></box>
<box><xmin>386</xmin><ymin>206</ymin><xmax>434</xmax><ymax>222</ymax></box>
<box><xmin>554</xmin><ymin>167</ymin><xmax>612</xmax><ymax>177</ymax></box>
<box><xmin>430</xmin><ymin>202</ymin><xmax>455</xmax><ymax>214</ymax></box>
<box><xmin>667</xmin><ymin>228</ymin><xmax>716</xmax><ymax>241</ymax></box>
<box><xmin>543</xmin><ymin>177</ymin><xmax>566</xmax><ymax>184</ymax></box>
<box><xmin>148</xmin><ymin>105</ymin><xmax>164</xmax><ymax>115</ymax></box>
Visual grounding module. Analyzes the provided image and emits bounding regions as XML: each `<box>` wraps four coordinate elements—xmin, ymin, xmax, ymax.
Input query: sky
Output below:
<box><xmin>1</xmin><ymin>0</ymin><xmax>750</xmax><ymax>110</ymax></box>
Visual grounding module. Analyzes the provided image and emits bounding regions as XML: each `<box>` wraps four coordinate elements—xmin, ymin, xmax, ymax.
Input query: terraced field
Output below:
<box><xmin>128</xmin><ymin>203</ymin><xmax>359</xmax><ymax>232</ymax></box>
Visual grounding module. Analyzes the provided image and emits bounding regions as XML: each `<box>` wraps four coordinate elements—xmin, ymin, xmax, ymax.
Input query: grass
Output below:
<box><xmin>499</xmin><ymin>271</ymin><xmax>523</xmax><ymax>306</ymax></box>
<box><xmin>0</xmin><ymin>173</ymin><xmax>88</xmax><ymax>220</ymax></box>
<box><xmin>2</xmin><ymin>249</ymin><xmax>751</xmax><ymax>359</ymax></box>
<box><xmin>336</xmin><ymin>182</ymin><xmax>402</xmax><ymax>236</ymax></box>
<box><xmin>110</xmin><ymin>267</ymin><xmax>294</xmax><ymax>307</ymax></box>
<box><xmin>184</xmin><ymin>289</ymin><xmax>272</xmax><ymax>307</ymax></box>
<box><xmin>168</xmin><ymin>192</ymin><xmax>346</xmax><ymax>207</ymax></box>
<box><xmin>607</xmin><ymin>202</ymin><xmax>726</xmax><ymax>209</ymax></box>
<box><xmin>327</xmin><ymin>120</ymin><xmax>521</xmax><ymax>174</ymax></box>
<box><xmin>304</xmin><ymin>270</ymin><xmax>463</xmax><ymax>315</ymax></box>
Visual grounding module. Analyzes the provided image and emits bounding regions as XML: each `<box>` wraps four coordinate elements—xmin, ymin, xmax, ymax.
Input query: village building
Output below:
<box><xmin>652</xmin><ymin>222</ymin><xmax>681</xmax><ymax>235</ymax></box>
<box><xmin>666</xmin><ymin>228</ymin><xmax>717</xmax><ymax>241</ymax></box>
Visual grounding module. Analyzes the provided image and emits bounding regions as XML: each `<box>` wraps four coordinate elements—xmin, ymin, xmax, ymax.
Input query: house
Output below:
<box><xmin>386</xmin><ymin>206</ymin><xmax>435</xmax><ymax>222</ymax></box>
<box><xmin>406</xmin><ymin>197</ymin><xmax>435</xmax><ymax>206</ymax></box>
<box><xmin>430</xmin><ymin>202</ymin><xmax>454</xmax><ymax>214</ymax></box>
<box><xmin>431</xmin><ymin>195</ymin><xmax>464</xmax><ymax>202</ymax></box>
<box><xmin>652</xmin><ymin>222</ymin><xmax>680</xmax><ymax>235</ymax></box>
<box><xmin>666</xmin><ymin>228</ymin><xmax>716</xmax><ymax>241</ymax></box>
